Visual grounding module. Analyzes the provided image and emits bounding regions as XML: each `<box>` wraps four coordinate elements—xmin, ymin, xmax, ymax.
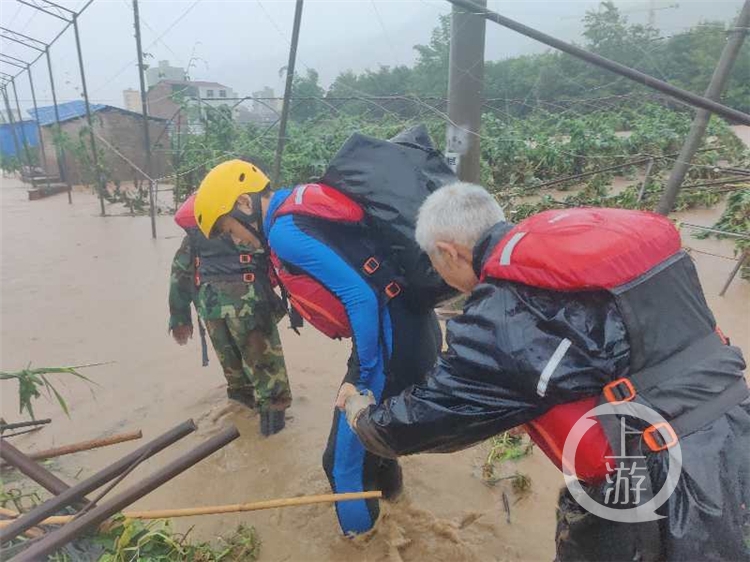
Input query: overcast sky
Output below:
<box><xmin>0</xmin><ymin>0</ymin><xmax>744</xmax><ymax>113</ymax></box>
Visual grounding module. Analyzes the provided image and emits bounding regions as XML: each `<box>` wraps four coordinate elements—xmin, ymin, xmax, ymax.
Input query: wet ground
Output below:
<box><xmin>1</xmin><ymin>176</ymin><xmax>748</xmax><ymax>561</ymax></box>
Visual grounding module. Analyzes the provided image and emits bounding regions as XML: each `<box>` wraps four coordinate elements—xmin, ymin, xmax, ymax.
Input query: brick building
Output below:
<box><xmin>32</xmin><ymin>100</ymin><xmax>171</xmax><ymax>185</ymax></box>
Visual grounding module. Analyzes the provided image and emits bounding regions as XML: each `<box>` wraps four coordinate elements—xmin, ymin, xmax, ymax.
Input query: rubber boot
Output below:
<box><xmin>378</xmin><ymin>459</ymin><xmax>403</xmax><ymax>501</ymax></box>
<box><xmin>260</xmin><ymin>409</ymin><xmax>286</xmax><ymax>437</ymax></box>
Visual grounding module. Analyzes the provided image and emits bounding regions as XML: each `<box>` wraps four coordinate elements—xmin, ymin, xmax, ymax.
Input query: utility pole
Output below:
<box><xmin>272</xmin><ymin>0</ymin><xmax>304</xmax><ymax>186</ymax></box>
<box><xmin>446</xmin><ymin>0</ymin><xmax>486</xmax><ymax>183</ymax></box>
<box><xmin>656</xmin><ymin>1</ymin><xmax>750</xmax><ymax>215</ymax></box>
<box><xmin>132</xmin><ymin>0</ymin><xmax>156</xmax><ymax>238</ymax></box>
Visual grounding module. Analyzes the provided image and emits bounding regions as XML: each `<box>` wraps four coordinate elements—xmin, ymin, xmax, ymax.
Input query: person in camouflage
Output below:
<box><xmin>169</xmin><ymin>196</ymin><xmax>292</xmax><ymax>436</ymax></box>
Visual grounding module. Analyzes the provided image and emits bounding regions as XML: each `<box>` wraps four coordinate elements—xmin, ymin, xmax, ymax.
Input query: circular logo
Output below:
<box><xmin>562</xmin><ymin>401</ymin><xmax>683</xmax><ymax>522</ymax></box>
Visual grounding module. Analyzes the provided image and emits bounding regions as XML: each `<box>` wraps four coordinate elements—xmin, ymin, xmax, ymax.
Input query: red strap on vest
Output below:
<box><xmin>274</xmin><ymin>183</ymin><xmax>365</xmax><ymax>223</ymax></box>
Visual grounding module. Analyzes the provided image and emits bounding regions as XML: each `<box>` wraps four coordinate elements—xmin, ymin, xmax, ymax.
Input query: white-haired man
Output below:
<box><xmin>342</xmin><ymin>183</ymin><xmax>750</xmax><ymax>562</ymax></box>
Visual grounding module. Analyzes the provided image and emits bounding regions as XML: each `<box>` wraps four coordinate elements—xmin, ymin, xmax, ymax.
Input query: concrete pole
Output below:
<box><xmin>446</xmin><ymin>0</ymin><xmax>486</xmax><ymax>183</ymax></box>
<box><xmin>132</xmin><ymin>0</ymin><xmax>156</xmax><ymax>238</ymax></box>
<box><xmin>656</xmin><ymin>1</ymin><xmax>750</xmax><ymax>215</ymax></box>
<box><xmin>272</xmin><ymin>0</ymin><xmax>304</xmax><ymax>186</ymax></box>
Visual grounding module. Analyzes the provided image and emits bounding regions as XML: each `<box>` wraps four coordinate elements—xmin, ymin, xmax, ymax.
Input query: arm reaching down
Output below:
<box><xmin>351</xmin><ymin>282</ymin><xmax>631</xmax><ymax>458</ymax></box>
<box><xmin>269</xmin><ymin>215</ymin><xmax>385</xmax><ymax>391</ymax></box>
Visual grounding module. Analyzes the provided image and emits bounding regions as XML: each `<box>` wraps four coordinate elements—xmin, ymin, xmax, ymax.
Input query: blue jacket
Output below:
<box><xmin>265</xmin><ymin>189</ymin><xmax>391</xmax><ymax>397</ymax></box>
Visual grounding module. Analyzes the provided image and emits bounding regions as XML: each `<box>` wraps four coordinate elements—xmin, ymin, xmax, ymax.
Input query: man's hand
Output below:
<box><xmin>171</xmin><ymin>324</ymin><xmax>193</xmax><ymax>345</ymax></box>
<box><xmin>344</xmin><ymin>390</ymin><xmax>375</xmax><ymax>428</ymax></box>
<box><xmin>335</xmin><ymin>382</ymin><xmax>358</xmax><ymax>411</ymax></box>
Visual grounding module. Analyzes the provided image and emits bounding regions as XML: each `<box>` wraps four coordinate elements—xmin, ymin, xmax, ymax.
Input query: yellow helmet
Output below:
<box><xmin>193</xmin><ymin>159</ymin><xmax>270</xmax><ymax>237</ymax></box>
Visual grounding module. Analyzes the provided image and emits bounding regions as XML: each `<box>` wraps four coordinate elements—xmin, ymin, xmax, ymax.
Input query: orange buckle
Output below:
<box><xmin>243</xmin><ymin>272</ymin><xmax>256</xmax><ymax>283</ymax></box>
<box><xmin>385</xmin><ymin>281</ymin><xmax>402</xmax><ymax>299</ymax></box>
<box><xmin>239</xmin><ymin>254</ymin><xmax>253</xmax><ymax>264</ymax></box>
<box><xmin>643</xmin><ymin>422</ymin><xmax>678</xmax><ymax>452</ymax></box>
<box><xmin>603</xmin><ymin>378</ymin><xmax>636</xmax><ymax>405</ymax></box>
<box><xmin>363</xmin><ymin>257</ymin><xmax>380</xmax><ymax>275</ymax></box>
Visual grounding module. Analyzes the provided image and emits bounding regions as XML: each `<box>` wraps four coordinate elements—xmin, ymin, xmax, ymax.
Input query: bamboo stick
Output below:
<box><xmin>0</xmin><ymin>507</ymin><xmax>44</xmax><ymax>539</ymax></box>
<box><xmin>0</xmin><ymin>491</ymin><xmax>383</xmax><ymax>529</ymax></box>
<box><xmin>26</xmin><ymin>430</ymin><xmax>143</xmax><ymax>461</ymax></box>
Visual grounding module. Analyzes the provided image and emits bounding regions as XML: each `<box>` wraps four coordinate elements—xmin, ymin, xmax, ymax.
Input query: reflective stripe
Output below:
<box><xmin>499</xmin><ymin>232</ymin><xmax>527</xmax><ymax>266</ymax></box>
<box><xmin>548</xmin><ymin>212</ymin><xmax>570</xmax><ymax>224</ymax></box>
<box><xmin>537</xmin><ymin>338</ymin><xmax>571</xmax><ymax>397</ymax></box>
<box><xmin>294</xmin><ymin>184</ymin><xmax>308</xmax><ymax>205</ymax></box>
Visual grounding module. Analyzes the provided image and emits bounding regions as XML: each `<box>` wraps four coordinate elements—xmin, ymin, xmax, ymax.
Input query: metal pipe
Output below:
<box><xmin>719</xmin><ymin>251</ymin><xmax>747</xmax><ymax>297</ymax></box>
<box><xmin>272</xmin><ymin>0</ymin><xmax>305</xmax><ymax>186</ymax></box>
<box><xmin>26</xmin><ymin>64</ymin><xmax>51</xmax><ymax>191</ymax></box>
<box><xmin>45</xmin><ymin>47</ymin><xmax>71</xmax><ymax>202</ymax></box>
<box><xmin>1</xmin><ymin>87</ymin><xmax>23</xmax><ymax>164</ymax></box>
<box><xmin>72</xmin><ymin>14</ymin><xmax>107</xmax><ymax>215</ymax></box>
<box><xmin>132</xmin><ymin>0</ymin><xmax>156</xmax><ymax>238</ymax></box>
<box><xmin>12</xmin><ymin>425</ymin><xmax>240</xmax><ymax>561</ymax></box>
<box><xmin>0</xmin><ymin>27</ymin><xmax>47</xmax><ymax>50</ymax></box>
<box><xmin>10</xmin><ymin>79</ymin><xmax>35</xmax><ymax>186</ymax></box>
<box><xmin>0</xmin><ymin>439</ymin><xmax>70</xmax><ymax>497</ymax></box>
<box><xmin>444</xmin><ymin>0</ymin><xmax>750</xmax><ymax>125</ymax></box>
<box><xmin>0</xmin><ymin>419</ymin><xmax>196</xmax><ymax>544</ymax></box>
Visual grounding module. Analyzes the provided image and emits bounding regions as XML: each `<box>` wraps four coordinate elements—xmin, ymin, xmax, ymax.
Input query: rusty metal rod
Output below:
<box><xmin>0</xmin><ymin>420</ymin><xmax>196</xmax><ymax>545</ymax></box>
<box><xmin>26</xmin><ymin>430</ymin><xmax>143</xmax><ymax>461</ymax></box>
<box><xmin>12</xmin><ymin>426</ymin><xmax>240</xmax><ymax>562</ymax></box>
<box><xmin>0</xmin><ymin>440</ymin><xmax>70</xmax><ymax>497</ymax></box>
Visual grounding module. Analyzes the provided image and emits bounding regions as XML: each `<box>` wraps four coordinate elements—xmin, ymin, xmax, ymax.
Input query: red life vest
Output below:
<box><xmin>270</xmin><ymin>183</ymin><xmax>403</xmax><ymax>340</ymax></box>
<box><xmin>481</xmin><ymin>208</ymin><xmax>682</xmax><ymax>482</ymax></box>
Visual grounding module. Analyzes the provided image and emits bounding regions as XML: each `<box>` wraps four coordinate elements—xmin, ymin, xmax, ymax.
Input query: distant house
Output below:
<box><xmin>29</xmin><ymin>100</ymin><xmax>171</xmax><ymax>185</ymax></box>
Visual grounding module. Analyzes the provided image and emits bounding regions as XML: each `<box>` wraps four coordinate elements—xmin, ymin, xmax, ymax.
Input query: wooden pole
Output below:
<box><xmin>0</xmin><ymin>491</ymin><xmax>383</xmax><ymax>529</ymax></box>
<box><xmin>25</xmin><ymin>430</ymin><xmax>143</xmax><ymax>461</ymax></box>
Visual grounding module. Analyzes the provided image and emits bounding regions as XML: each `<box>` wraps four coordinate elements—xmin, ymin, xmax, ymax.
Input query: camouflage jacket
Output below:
<box><xmin>168</xmin><ymin>235</ymin><xmax>284</xmax><ymax>330</ymax></box>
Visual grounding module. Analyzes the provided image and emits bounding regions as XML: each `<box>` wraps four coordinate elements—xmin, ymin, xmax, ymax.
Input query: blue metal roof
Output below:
<box><xmin>28</xmin><ymin>100</ymin><xmax>106</xmax><ymax>127</ymax></box>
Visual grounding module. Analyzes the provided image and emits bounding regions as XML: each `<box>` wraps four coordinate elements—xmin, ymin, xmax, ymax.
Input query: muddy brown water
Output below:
<box><xmin>1</xmin><ymin>177</ymin><xmax>747</xmax><ymax>561</ymax></box>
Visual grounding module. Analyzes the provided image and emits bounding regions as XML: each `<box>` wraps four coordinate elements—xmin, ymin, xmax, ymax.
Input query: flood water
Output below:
<box><xmin>1</xmin><ymin>175</ymin><xmax>747</xmax><ymax>561</ymax></box>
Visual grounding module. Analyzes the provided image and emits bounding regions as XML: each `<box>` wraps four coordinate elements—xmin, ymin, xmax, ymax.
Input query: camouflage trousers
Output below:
<box><xmin>204</xmin><ymin>316</ymin><xmax>291</xmax><ymax>410</ymax></box>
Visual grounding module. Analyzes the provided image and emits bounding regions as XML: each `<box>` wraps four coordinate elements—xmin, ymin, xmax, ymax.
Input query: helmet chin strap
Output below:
<box><xmin>229</xmin><ymin>192</ymin><xmax>267</xmax><ymax>249</ymax></box>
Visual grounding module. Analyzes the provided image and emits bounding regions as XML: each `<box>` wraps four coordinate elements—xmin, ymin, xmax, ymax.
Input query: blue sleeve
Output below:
<box><xmin>269</xmin><ymin>215</ymin><xmax>382</xmax><ymax>388</ymax></box>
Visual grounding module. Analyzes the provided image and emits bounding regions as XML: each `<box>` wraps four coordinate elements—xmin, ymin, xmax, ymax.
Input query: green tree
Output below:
<box><xmin>290</xmin><ymin>68</ymin><xmax>326</xmax><ymax>122</ymax></box>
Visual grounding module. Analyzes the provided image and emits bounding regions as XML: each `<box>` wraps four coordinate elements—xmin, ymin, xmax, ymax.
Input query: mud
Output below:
<box><xmin>1</xmin><ymin>177</ymin><xmax>747</xmax><ymax>561</ymax></box>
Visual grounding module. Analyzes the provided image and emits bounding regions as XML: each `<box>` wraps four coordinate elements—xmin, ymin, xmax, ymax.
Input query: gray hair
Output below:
<box><xmin>416</xmin><ymin>182</ymin><xmax>505</xmax><ymax>254</ymax></box>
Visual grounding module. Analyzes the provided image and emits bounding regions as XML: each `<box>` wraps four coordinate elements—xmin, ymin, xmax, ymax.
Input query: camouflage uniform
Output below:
<box><xmin>168</xmin><ymin>235</ymin><xmax>291</xmax><ymax>409</ymax></box>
